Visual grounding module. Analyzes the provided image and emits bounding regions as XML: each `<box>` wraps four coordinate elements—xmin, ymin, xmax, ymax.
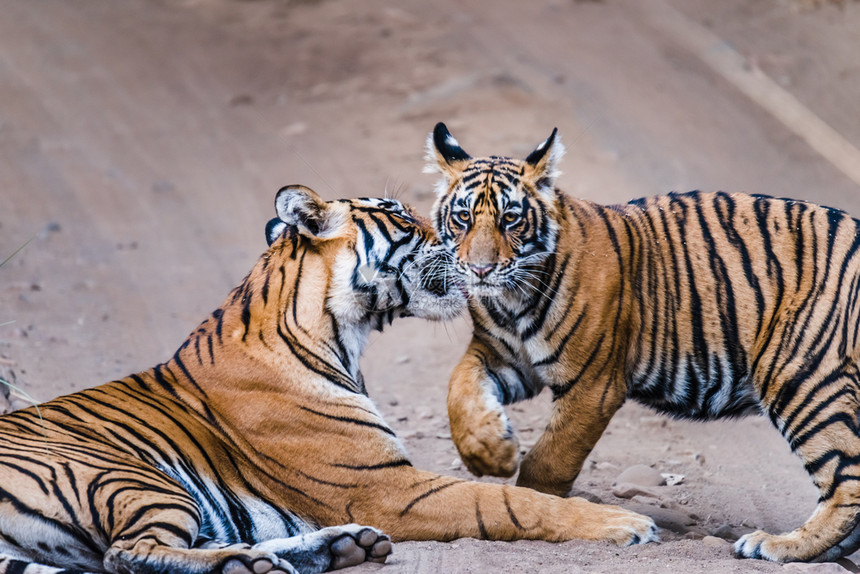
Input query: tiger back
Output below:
<box><xmin>427</xmin><ymin>122</ymin><xmax>860</xmax><ymax>563</ymax></box>
<box><xmin>0</xmin><ymin>184</ymin><xmax>656</xmax><ymax>574</ymax></box>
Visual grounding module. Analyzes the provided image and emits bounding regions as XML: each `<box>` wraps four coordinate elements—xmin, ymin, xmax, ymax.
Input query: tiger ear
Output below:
<box><xmin>265</xmin><ymin>218</ymin><xmax>288</xmax><ymax>246</ymax></box>
<box><xmin>523</xmin><ymin>128</ymin><xmax>565</xmax><ymax>191</ymax></box>
<box><xmin>273</xmin><ymin>184</ymin><xmax>345</xmax><ymax>242</ymax></box>
<box><xmin>424</xmin><ymin>122</ymin><xmax>472</xmax><ymax>185</ymax></box>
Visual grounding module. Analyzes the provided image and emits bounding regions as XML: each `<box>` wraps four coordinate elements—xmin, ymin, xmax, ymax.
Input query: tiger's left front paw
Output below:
<box><xmin>328</xmin><ymin>526</ymin><xmax>391</xmax><ymax>570</ymax></box>
<box><xmin>451</xmin><ymin>407</ymin><xmax>520</xmax><ymax>478</ymax></box>
<box><xmin>734</xmin><ymin>530</ymin><xmax>807</xmax><ymax>562</ymax></box>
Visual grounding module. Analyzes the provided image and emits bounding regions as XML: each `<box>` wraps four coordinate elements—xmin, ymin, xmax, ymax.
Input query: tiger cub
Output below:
<box><xmin>0</xmin><ymin>184</ymin><xmax>656</xmax><ymax>574</ymax></box>
<box><xmin>427</xmin><ymin>122</ymin><xmax>860</xmax><ymax>562</ymax></box>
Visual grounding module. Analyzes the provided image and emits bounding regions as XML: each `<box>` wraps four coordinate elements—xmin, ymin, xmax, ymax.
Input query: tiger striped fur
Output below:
<box><xmin>0</xmin><ymin>184</ymin><xmax>656</xmax><ymax>574</ymax></box>
<box><xmin>427</xmin><ymin>122</ymin><xmax>860</xmax><ymax>562</ymax></box>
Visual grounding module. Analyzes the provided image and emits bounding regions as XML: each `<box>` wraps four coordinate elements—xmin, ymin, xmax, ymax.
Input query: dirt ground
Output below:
<box><xmin>2</xmin><ymin>0</ymin><xmax>860</xmax><ymax>572</ymax></box>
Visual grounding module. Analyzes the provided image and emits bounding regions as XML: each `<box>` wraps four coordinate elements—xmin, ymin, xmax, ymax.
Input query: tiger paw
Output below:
<box><xmin>595</xmin><ymin>507</ymin><xmax>660</xmax><ymax>547</ymax></box>
<box><xmin>328</xmin><ymin>525</ymin><xmax>392</xmax><ymax>570</ymax></box>
<box><xmin>254</xmin><ymin>524</ymin><xmax>391</xmax><ymax>573</ymax></box>
<box><xmin>734</xmin><ymin>530</ymin><xmax>807</xmax><ymax>562</ymax></box>
<box><xmin>451</xmin><ymin>407</ymin><xmax>520</xmax><ymax>477</ymax></box>
<box><xmin>221</xmin><ymin>552</ymin><xmax>298</xmax><ymax>574</ymax></box>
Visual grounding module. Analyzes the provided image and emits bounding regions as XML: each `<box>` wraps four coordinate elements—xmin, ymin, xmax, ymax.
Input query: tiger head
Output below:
<box><xmin>266</xmin><ymin>185</ymin><xmax>466</xmax><ymax>327</ymax></box>
<box><xmin>426</xmin><ymin>123</ymin><xmax>565</xmax><ymax>299</ymax></box>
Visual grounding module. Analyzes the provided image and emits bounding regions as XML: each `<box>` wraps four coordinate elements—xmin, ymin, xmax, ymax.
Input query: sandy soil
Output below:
<box><xmin>2</xmin><ymin>0</ymin><xmax>860</xmax><ymax>572</ymax></box>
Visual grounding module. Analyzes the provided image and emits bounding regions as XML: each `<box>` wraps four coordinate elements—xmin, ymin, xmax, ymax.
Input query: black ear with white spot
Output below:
<box><xmin>273</xmin><ymin>184</ymin><xmax>345</xmax><ymax>241</ymax></box>
<box><xmin>424</xmin><ymin>122</ymin><xmax>472</xmax><ymax>185</ymax></box>
<box><xmin>524</xmin><ymin>128</ymin><xmax>565</xmax><ymax>191</ymax></box>
<box><xmin>265</xmin><ymin>218</ymin><xmax>287</xmax><ymax>246</ymax></box>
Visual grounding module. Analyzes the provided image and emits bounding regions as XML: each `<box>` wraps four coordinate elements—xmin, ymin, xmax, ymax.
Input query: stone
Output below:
<box><xmin>703</xmin><ymin>535</ymin><xmax>730</xmax><ymax>548</ymax></box>
<box><xmin>642</xmin><ymin>507</ymin><xmax>697</xmax><ymax>534</ymax></box>
<box><xmin>661</xmin><ymin>473</ymin><xmax>685</xmax><ymax>486</ymax></box>
<box><xmin>615</xmin><ymin>464</ymin><xmax>665</xmax><ymax>487</ymax></box>
<box><xmin>612</xmin><ymin>482</ymin><xmax>663</xmax><ymax>500</ymax></box>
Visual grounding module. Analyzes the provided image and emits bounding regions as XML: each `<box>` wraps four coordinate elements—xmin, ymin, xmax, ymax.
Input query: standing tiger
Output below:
<box><xmin>427</xmin><ymin>121</ymin><xmax>860</xmax><ymax>563</ymax></box>
<box><xmin>0</xmin><ymin>184</ymin><xmax>657</xmax><ymax>574</ymax></box>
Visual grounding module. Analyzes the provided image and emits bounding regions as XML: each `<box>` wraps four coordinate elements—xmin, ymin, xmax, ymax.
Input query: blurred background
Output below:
<box><xmin>2</xmin><ymin>0</ymin><xmax>859</xmax><ymax>571</ymax></box>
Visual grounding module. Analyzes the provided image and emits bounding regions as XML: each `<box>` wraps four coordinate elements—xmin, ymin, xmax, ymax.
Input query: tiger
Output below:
<box><xmin>0</xmin><ymin>184</ymin><xmax>657</xmax><ymax>574</ymax></box>
<box><xmin>426</xmin><ymin>121</ymin><xmax>860</xmax><ymax>563</ymax></box>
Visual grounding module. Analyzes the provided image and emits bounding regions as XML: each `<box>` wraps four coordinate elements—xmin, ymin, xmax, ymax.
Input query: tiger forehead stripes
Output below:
<box><xmin>427</xmin><ymin>122</ymin><xmax>860</xmax><ymax>563</ymax></box>
<box><xmin>0</xmin><ymin>184</ymin><xmax>657</xmax><ymax>574</ymax></box>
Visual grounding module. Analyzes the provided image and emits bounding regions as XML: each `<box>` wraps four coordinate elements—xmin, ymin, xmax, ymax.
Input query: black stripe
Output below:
<box><xmin>299</xmin><ymin>406</ymin><xmax>396</xmax><ymax>436</ymax></box>
<box><xmin>399</xmin><ymin>480</ymin><xmax>460</xmax><ymax>517</ymax></box>
<box><xmin>332</xmin><ymin>459</ymin><xmax>412</xmax><ymax>471</ymax></box>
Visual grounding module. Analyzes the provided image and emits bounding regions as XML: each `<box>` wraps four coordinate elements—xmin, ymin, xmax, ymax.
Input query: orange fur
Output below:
<box><xmin>0</xmin><ymin>185</ymin><xmax>656</xmax><ymax>574</ymax></box>
<box><xmin>429</xmin><ymin>122</ymin><xmax>860</xmax><ymax>562</ymax></box>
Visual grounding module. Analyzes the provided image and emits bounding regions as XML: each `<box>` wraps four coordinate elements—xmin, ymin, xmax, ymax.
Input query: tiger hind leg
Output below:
<box><xmin>105</xmin><ymin>538</ymin><xmax>299</xmax><ymax>574</ymax></box>
<box><xmin>0</xmin><ymin>554</ymin><xmax>94</xmax><ymax>574</ymax></box>
<box><xmin>253</xmin><ymin>524</ymin><xmax>391</xmax><ymax>573</ymax></box>
<box><xmin>99</xmin><ymin>479</ymin><xmax>299</xmax><ymax>574</ymax></box>
<box><xmin>736</xmin><ymin>367</ymin><xmax>860</xmax><ymax>561</ymax></box>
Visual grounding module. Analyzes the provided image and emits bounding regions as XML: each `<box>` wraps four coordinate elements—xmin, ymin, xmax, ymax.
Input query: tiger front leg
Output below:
<box><xmin>517</xmin><ymin>370</ymin><xmax>626</xmax><ymax>497</ymax></box>
<box><xmin>448</xmin><ymin>339</ymin><xmax>533</xmax><ymax>478</ymax></box>
<box><xmin>348</xmin><ymin>466</ymin><xmax>657</xmax><ymax>546</ymax></box>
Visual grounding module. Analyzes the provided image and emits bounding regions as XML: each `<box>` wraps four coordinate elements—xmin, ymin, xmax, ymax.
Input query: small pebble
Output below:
<box><xmin>612</xmin><ymin>482</ymin><xmax>662</xmax><ymax>500</ymax></box>
<box><xmin>641</xmin><ymin>507</ymin><xmax>697</xmax><ymax>534</ymax></box>
<box><xmin>615</xmin><ymin>464</ymin><xmax>665</xmax><ymax>487</ymax></box>
<box><xmin>661</xmin><ymin>473</ymin><xmax>685</xmax><ymax>486</ymax></box>
<box><xmin>702</xmin><ymin>535</ymin><xmax>729</xmax><ymax>547</ymax></box>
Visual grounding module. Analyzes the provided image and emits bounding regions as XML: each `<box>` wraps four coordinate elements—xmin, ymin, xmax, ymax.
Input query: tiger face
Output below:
<box><xmin>426</xmin><ymin>123</ymin><xmax>565</xmax><ymax>299</ymax></box>
<box><xmin>266</xmin><ymin>185</ymin><xmax>465</xmax><ymax>326</ymax></box>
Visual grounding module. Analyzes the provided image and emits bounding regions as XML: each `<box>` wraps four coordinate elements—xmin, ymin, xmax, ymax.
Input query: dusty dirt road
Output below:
<box><xmin>2</xmin><ymin>0</ymin><xmax>860</xmax><ymax>572</ymax></box>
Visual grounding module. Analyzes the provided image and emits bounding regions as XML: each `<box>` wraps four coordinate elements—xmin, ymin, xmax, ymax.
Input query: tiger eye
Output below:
<box><xmin>457</xmin><ymin>211</ymin><xmax>471</xmax><ymax>223</ymax></box>
<box><xmin>503</xmin><ymin>212</ymin><xmax>520</xmax><ymax>224</ymax></box>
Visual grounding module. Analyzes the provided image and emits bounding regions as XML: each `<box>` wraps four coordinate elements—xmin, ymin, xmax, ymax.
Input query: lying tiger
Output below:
<box><xmin>0</xmin><ymin>184</ymin><xmax>656</xmax><ymax>574</ymax></box>
<box><xmin>427</xmin><ymin>122</ymin><xmax>860</xmax><ymax>563</ymax></box>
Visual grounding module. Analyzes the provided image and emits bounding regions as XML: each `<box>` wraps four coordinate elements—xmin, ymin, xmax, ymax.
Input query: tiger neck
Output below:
<box><xmin>159</xmin><ymin>239</ymin><xmax>373</xmax><ymax>413</ymax></box>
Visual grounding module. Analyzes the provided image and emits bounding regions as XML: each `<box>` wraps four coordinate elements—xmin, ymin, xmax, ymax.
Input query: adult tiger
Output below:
<box><xmin>0</xmin><ymin>184</ymin><xmax>656</xmax><ymax>574</ymax></box>
<box><xmin>427</xmin><ymin>121</ymin><xmax>860</xmax><ymax>563</ymax></box>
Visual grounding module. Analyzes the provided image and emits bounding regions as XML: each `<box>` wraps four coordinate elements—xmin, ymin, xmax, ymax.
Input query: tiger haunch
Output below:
<box><xmin>429</xmin><ymin>122</ymin><xmax>860</xmax><ymax>563</ymax></box>
<box><xmin>0</xmin><ymin>184</ymin><xmax>655</xmax><ymax>574</ymax></box>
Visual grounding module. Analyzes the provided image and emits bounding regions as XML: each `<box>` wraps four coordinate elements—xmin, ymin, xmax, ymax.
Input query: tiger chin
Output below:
<box><xmin>428</xmin><ymin>121</ymin><xmax>860</xmax><ymax>563</ymax></box>
<box><xmin>0</xmin><ymin>184</ymin><xmax>656</xmax><ymax>574</ymax></box>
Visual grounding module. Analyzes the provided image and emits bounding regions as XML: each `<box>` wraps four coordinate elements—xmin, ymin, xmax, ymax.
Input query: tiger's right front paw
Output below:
<box><xmin>595</xmin><ymin>506</ymin><xmax>659</xmax><ymax>547</ymax></box>
<box><xmin>451</xmin><ymin>408</ymin><xmax>520</xmax><ymax>477</ymax></box>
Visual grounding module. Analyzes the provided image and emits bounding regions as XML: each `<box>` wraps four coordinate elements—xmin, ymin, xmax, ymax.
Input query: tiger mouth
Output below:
<box><xmin>424</xmin><ymin>273</ymin><xmax>449</xmax><ymax>297</ymax></box>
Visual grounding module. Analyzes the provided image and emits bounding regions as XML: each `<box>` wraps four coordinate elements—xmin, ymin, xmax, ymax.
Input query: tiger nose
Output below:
<box><xmin>469</xmin><ymin>263</ymin><xmax>495</xmax><ymax>278</ymax></box>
